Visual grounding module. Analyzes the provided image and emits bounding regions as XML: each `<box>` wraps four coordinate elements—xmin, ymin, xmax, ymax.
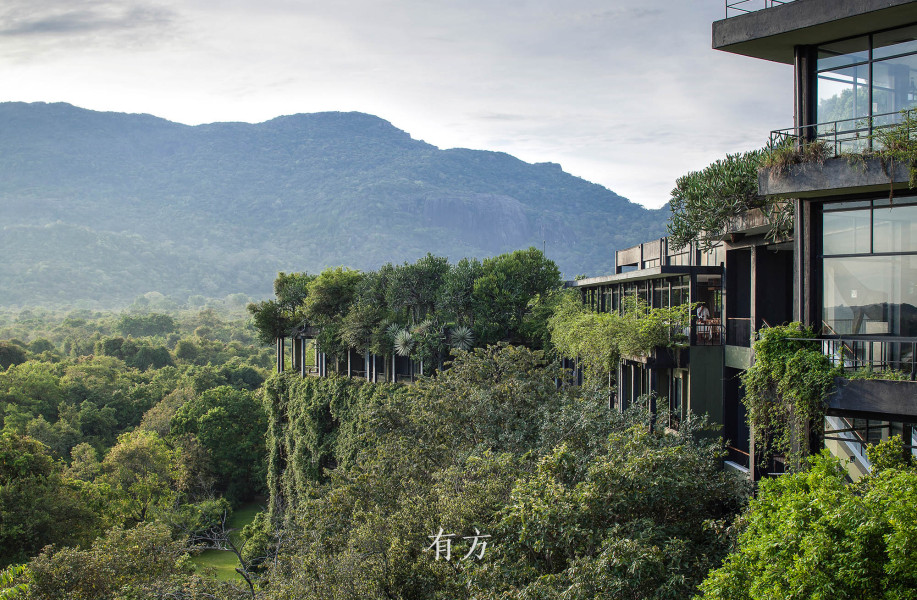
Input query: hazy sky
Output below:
<box><xmin>0</xmin><ymin>0</ymin><xmax>792</xmax><ymax>209</ymax></box>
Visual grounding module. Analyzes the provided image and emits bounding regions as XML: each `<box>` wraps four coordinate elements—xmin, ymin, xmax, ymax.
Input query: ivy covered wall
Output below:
<box><xmin>262</xmin><ymin>373</ymin><xmax>406</xmax><ymax>517</ymax></box>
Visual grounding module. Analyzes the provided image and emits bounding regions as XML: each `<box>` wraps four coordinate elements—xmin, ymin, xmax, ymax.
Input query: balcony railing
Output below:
<box><xmin>695</xmin><ymin>320</ymin><xmax>724</xmax><ymax>346</ymax></box>
<box><xmin>819</xmin><ymin>336</ymin><xmax>917</xmax><ymax>380</ymax></box>
<box><xmin>725</xmin><ymin>0</ymin><xmax>792</xmax><ymax>18</ymax></box>
<box><xmin>769</xmin><ymin>109</ymin><xmax>916</xmax><ymax>158</ymax></box>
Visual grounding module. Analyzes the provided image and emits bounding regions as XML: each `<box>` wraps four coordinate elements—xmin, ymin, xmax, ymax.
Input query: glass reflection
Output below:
<box><xmin>823</xmin><ymin>255</ymin><xmax>917</xmax><ymax>336</ymax></box>
<box><xmin>823</xmin><ymin>209</ymin><xmax>871</xmax><ymax>255</ymax></box>
<box><xmin>818</xmin><ymin>64</ymin><xmax>870</xmax><ymax>130</ymax></box>
<box><xmin>874</xmin><ymin>24</ymin><xmax>917</xmax><ymax>60</ymax></box>
<box><xmin>817</xmin><ymin>36</ymin><xmax>869</xmax><ymax>71</ymax></box>
<box><xmin>872</xmin><ymin>54</ymin><xmax>917</xmax><ymax>117</ymax></box>
<box><xmin>874</xmin><ymin>204</ymin><xmax>917</xmax><ymax>253</ymax></box>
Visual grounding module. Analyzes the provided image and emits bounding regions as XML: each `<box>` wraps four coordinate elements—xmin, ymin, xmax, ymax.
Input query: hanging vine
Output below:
<box><xmin>548</xmin><ymin>293</ymin><xmax>693</xmax><ymax>386</ymax></box>
<box><xmin>740</xmin><ymin>323</ymin><xmax>839</xmax><ymax>470</ymax></box>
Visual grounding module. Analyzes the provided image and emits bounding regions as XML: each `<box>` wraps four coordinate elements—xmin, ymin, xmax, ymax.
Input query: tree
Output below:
<box><xmin>473</xmin><ymin>411</ymin><xmax>748</xmax><ymax>600</ymax></box>
<box><xmin>304</xmin><ymin>267</ymin><xmax>364</xmax><ymax>361</ymax></box>
<box><xmin>304</xmin><ymin>267</ymin><xmax>363</xmax><ymax>325</ymax></box>
<box><xmin>0</xmin><ymin>433</ymin><xmax>98</xmax><ymax>567</ymax></box>
<box><xmin>247</xmin><ymin>299</ymin><xmax>291</xmax><ymax>346</ymax></box>
<box><xmin>386</xmin><ymin>254</ymin><xmax>450</xmax><ymax>324</ymax></box>
<box><xmin>248</xmin><ymin>272</ymin><xmax>316</xmax><ymax>346</ymax></box>
<box><xmin>273</xmin><ymin>271</ymin><xmax>314</xmax><ymax>318</ymax></box>
<box><xmin>472</xmin><ymin>247</ymin><xmax>561</xmax><ymax>346</ymax></box>
<box><xmin>170</xmin><ymin>386</ymin><xmax>267</xmax><ymax>503</ymax></box>
<box><xmin>100</xmin><ymin>429</ymin><xmax>179</xmax><ymax>525</ymax></box>
<box><xmin>698</xmin><ymin>438</ymin><xmax>917</xmax><ymax>600</ymax></box>
<box><xmin>0</xmin><ymin>342</ymin><xmax>27</xmax><ymax>370</ymax></box>
<box><xmin>666</xmin><ymin>148</ymin><xmax>794</xmax><ymax>251</ymax></box>
<box><xmin>437</xmin><ymin>257</ymin><xmax>484</xmax><ymax>325</ymax></box>
<box><xmin>0</xmin><ymin>361</ymin><xmax>65</xmax><ymax>425</ymax></box>
<box><xmin>115</xmin><ymin>313</ymin><xmax>177</xmax><ymax>338</ymax></box>
<box><xmin>23</xmin><ymin>522</ymin><xmax>247</xmax><ymax>600</ymax></box>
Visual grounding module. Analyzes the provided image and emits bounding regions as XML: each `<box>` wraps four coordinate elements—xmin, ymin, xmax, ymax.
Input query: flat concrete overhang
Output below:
<box><xmin>829</xmin><ymin>377</ymin><xmax>917</xmax><ymax>420</ymax></box>
<box><xmin>721</xmin><ymin>207</ymin><xmax>776</xmax><ymax>237</ymax></box>
<box><xmin>713</xmin><ymin>0</ymin><xmax>917</xmax><ymax>64</ymax></box>
<box><xmin>759</xmin><ymin>156</ymin><xmax>913</xmax><ymax>198</ymax></box>
<box><xmin>566</xmin><ymin>265</ymin><xmax>722</xmax><ymax>289</ymax></box>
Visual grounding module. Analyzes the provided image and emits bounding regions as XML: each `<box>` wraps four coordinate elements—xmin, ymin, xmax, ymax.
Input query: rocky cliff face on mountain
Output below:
<box><xmin>0</xmin><ymin>102</ymin><xmax>668</xmax><ymax>307</ymax></box>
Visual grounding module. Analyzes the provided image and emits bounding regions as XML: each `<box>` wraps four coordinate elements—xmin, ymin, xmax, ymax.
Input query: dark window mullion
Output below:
<box><xmin>869</xmin><ymin>33</ymin><xmax>874</xmax><ymax>144</ymax></box>
<box><xmin>870</xmin><ymin>200</ymin><xmax>875</xmax><ymax>254</ymax></box>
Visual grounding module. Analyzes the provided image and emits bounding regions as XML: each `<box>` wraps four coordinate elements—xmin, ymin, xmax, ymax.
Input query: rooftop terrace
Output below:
<box><xmin>714</xmin><ymin>0</ymin><xmax>917</xmax><ymax>63</ymax></box>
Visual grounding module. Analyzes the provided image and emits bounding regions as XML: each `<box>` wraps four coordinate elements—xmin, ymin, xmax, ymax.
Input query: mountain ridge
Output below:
<box><xmin>0</xmin><ymin>102</ymin><xmax>668</xmax><ymax>307</ymax></box>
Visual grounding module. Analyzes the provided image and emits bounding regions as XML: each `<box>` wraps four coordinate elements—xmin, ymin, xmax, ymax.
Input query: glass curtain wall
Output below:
<box><xmin>821</xmin><ymin>197</ymin><xmax>917</xmax><ymax>339</ymax></box>
<box><xmin>582</xmin><ymin>276</ymin><xmax>692</xmax><ymax>315</ymax></box>
<box><xmin>817</xmin><ymin>24</ymin><xmax>917</xmax><ymax>146</ymax></box>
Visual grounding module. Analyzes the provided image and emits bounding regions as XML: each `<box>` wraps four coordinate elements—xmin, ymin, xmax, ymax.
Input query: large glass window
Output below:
<box><xmin>671</xmin><ymin>276</ymin><xmax>689</xmax><ymax>307</ymax></box>
<box><xmin>823</xmin><ymin>207</ymin><xmax>871</xmax><ymax>254</ymax></box>
<box><xmin>637</xmin><ymin>281</ymin><xmax>649</xmax><ymax>306</ymax></box>
<box><xmin>823</xmin><ymin>255</ymin><xmax>917</xmax><ymax>336</ymax></box>
<box><xmin>817</xmin><ymin>64</ymin><xmax>870</xmax><ymax>125</ymax></box>
<box><xmin>816</xmin><ymin>25</ymin><xmax>917</xmax><ymax>135</ymax></box>
<box><xmin>874</xmin><ymin>202</ymin><xmax>917</xmax><ymax>252</ymax></box>
<box><xmin>874</xmin><ymin>24</ymin><xmax>917</xmax><ymax>61</ymax></box>
<box><xmin>818</xmin><ymin>36</ymin><xmax>869</xmax><ymax>71</ymax></box>
<box><xmin>821</xmin><ymin>197</ymin><xmax>917</xmax><ymax>336</ymax></box>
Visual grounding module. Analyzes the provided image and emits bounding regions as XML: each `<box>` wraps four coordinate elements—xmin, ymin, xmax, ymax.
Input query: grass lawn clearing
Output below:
<box><xmin>190</xmin><ymin>498</ymin><xmax>266</xmax><ymax>581</ymax></box>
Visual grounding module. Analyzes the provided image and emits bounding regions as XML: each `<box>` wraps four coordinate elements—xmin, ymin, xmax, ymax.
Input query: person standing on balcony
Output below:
<box><xmin>697</xmin><ymin>303</ymin><xmax>711</xmax><ymax>341</ymax></box>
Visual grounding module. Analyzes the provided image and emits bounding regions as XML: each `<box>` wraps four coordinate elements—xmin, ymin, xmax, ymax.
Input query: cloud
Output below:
<box><xmin>0</xmin><ymin>0</ymin><xmax>175</xmax><ymax>56</ymax></box>
<box><xmin>0</xmin><ymin>0</ymin><xmax>793</xmax><ymax>210</ymax></box>
<box><xmin>0</xmin><ymin>7</ymin><xmax>168</xmax><ymax>37</ymax></box>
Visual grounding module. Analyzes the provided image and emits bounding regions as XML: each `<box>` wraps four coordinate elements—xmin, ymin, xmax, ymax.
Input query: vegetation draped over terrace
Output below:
<box><xmin>548</xmin><ymin>292</ymin><xmax>693</xmax><ymax>385</ymax></box>
<box><xmin>247</xmin><ymin>248</ymin><xmax>562</xmax><ymax>373</ymax></box>
<box><xmin>740</xmin><ymin>324</ymin><xmax>837</xmax><ymax>471</ymax></box>
<box><xmin>256</xmin><ymin>346</ymin><xmax>748</xmax><ymax>600</ymax></box>
<box><xmin>667</xmin><ymin>148</ymin><xmax>793</xmax><ymax>250</ymax></box>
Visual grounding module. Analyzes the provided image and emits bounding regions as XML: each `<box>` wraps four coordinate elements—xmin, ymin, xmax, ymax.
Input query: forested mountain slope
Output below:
<box><xmin>0</xmin><ymin>102</ymin><xmax>667</xmax><ymax>306</ymax></box>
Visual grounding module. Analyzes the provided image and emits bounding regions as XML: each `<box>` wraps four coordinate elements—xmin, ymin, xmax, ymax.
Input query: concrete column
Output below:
<box><xmin>794</xmin><ymin>44</ymin><xmax>817</xmax><ymax>139</ymax></box>
<box><xmin>276</xmin><ymin>337</ymin><xmax>286</xmax><ymax>373</ymax></box>
<box><xmin>300</xmin><ymin>338</ymin><xmax>306</xmax><ymax>378</ymax></box>
<box><xmin>750</xmin><ymin>245</ymin><xmax>758</xmax><ymax>338</ymax></box>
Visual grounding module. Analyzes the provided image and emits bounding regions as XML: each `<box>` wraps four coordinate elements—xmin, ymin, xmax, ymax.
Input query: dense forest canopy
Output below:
<box><xmin>248</xmin><ymin>248</ymin><xmax>563</xmax><ymax>372</ymax></box>
<box><xmin>2</xmin><ymin>277</ymin><xmax>917</xmax><ymax>598</ymax></box>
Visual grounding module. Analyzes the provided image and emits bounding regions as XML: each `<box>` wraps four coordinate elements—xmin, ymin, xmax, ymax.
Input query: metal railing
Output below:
<box><xmin>726</xmin><ymin>0</ymin><xmax>792</xmax><ymax>18</ymax></box>
<box><xmin>694</xmin><ymin>321</ymin><xmax>725</xmax><ymax>346</ymax></box>
<box><xmin>819</xmin><ymin>336</ymin><xmax>917</xmax><ymax>380</ymax></box>
<box><xmin>769</xmin><ymin>109</ymin><xmax>916</xmax><ymax>158</ymax></box>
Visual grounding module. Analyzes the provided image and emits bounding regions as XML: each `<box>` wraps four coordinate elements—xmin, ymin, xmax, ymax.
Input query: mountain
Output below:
<box><xmin>0</xmin><ymin>102</ymin><xmax>669</xmax><ymax>307</ymax></box>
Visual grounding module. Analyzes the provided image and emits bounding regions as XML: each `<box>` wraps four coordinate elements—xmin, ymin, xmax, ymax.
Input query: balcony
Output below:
<box><xmin>725</xmin><ymin>0</ymin><xmax>793</xmax><ymax>19</ymax></box>
<box><xmin>713</xmin><ymin>0</ymin><xmax>917</xmax><ymax>64</ymax></box>
<box><xmin>759</xmin><ymin>111</ymin><xmax>915</xmax><ymax>199</ymax></box>
<box><xmin>820</xmin><ymin>336</ymin><xmax>916</xmax><ymax>379</ymax></box>
<box><xmin>819</xmin><ymin>336</ymin><xmax>917</xmax><ymax>420</ymax></box>
<box><xmin>769</xmin><ymin>109</ymin><xmax>915</xmax><ymax>158</ymax></box>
